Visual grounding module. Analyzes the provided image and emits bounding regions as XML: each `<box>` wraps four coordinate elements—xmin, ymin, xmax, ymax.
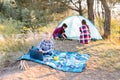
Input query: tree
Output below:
<box><xmin>109</xmin><ymin>0</ymin><xmax>120</xmax><ymax>7</ymax></box>
<box><xmin>0</xmin><ymin>0</ymin><xmax>3</xmax><ymax>12</ymax></box>
<box><xmin>100</xmin><ymin>0</ymin><xmax>111</xmax><ymax>38</ymax></box>
<box><xmin>87</xmin><ymin>0</ymin><xmax>94</xmax><ymax>24</ymax></box>
<box><xmin>61</xmin><ymin>0</ymin><xmax>95</xmax><ymax>23</ymax></box>
<box><xmin>15</xmin><ymin>0</ymin><xmax>66</xmax><ymax>26</ymax></box>
<box><xmin>62</xmin><ymin>0</ymin><xmax>83</xmax><ymax>15</ymax></box>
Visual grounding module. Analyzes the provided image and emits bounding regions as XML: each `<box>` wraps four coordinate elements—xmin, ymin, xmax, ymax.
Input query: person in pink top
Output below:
<box><xmin>79</xmin><ymin>20</ymin><xmax>91</xmax><ymax>44</ymax></box>
<box><xmin>53</xmin><ymin>23</ymin><xmax>67</xmax><ymax>39</ymax></box>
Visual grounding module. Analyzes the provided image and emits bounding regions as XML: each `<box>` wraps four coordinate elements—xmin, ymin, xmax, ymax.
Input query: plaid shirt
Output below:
<box><xmin>79</xmin><ymin>25</ymin><xmax>91</xmax><ymax>44</ymax></box>
<box><xmin>37</xmin><ymin>39</ymin><xmax>54</xmax><ymax>53</ymax></box>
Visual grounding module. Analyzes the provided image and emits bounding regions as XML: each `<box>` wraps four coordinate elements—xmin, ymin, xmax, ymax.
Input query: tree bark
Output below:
<box><xmin>87</xmin><ymin>0</ymin><xmax>94</xmax><ymax>24</ymax></box>
<box><xmin>101</xmin><ymin>0</ymin><xmax>111</xmax><ymax>39</ymax></box>
<box><xmin>78</xmin><ymin>0</ymin><xmax>82</xmax><ymax>15</ymax></box>
<box><xmin>0</xmin><ymin>1</ymin><xmax>3</xmax><ymax>12</ymax></box>
<box><xmin>62</xmin><ymin>0</ymin><xmax>83</xmax><ymax>16</ymax></box>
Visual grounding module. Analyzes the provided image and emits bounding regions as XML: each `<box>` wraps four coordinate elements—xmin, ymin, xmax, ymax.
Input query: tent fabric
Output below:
<box><xmin>18</xmin><ymin>48</ymin><xmax>90</xmax><ymax>73</ymax></box>
<box><xmin>57</xmin><ymin>16</ymin><xmax>102</xmax><ymax>40</ymax></box>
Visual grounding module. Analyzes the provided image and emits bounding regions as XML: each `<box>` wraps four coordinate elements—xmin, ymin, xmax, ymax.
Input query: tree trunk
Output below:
<box><xmin>78</xmin><ymin>0</ymin><xmax>82</xmax><ymax>15</ymax></box>
<box><xmin>87</xmin><ymin>0</ymin><xmax>94</xmax><ymax>24</ymax></box>
<box><xmin>0</xmin><ymin>1</ymin><xmax>3</xmax><ymax>12</ymax></box>
<box><xmin>101</xmin><ymin>0</ymin><xmax>111</xmax><ymax>39</ymax></box>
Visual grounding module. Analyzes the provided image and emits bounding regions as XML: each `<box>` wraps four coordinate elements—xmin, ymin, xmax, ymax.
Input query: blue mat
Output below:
<box><xmin>19</xmin><ymin>49</ymin><xmax>90</xmax><ymax>73</ymax></box>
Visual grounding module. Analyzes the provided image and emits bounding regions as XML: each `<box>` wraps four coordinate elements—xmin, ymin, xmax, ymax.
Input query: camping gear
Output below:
<box><xmin>56</xmin><ymin>16</ymin><xmax>102</xmax><ymax>40</ymax></box>
<box><xmin>29</xmin><ymin>49</ymin><xmax>43</xmax><ymax>61</ymax></box>
<box><xmin>18</xmin><ymin>47</ymin><xmax>90</xmax><ymax>73</ymax></box>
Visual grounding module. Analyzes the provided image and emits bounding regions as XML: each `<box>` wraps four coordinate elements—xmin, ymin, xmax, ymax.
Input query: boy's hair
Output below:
<box><xmin>62</xmin><ymin>23</ymin><xmax>67</xmax><ymax>28</ymax></box>
<box><xmin>44</xmin><ymin>32</ymin><xmax>49</xmax><ymax>35</ymax></box>
<box><xmin>44</xmin><ymin>32</ymin><xmax>51</xmax><ymax>36</ymax></box>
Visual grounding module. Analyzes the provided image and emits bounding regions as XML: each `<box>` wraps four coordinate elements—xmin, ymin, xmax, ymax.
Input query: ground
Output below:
<box><xmin>0</xmin><ymin>40</ymin><xmax>120</xmax><ymax>80</ymax></box>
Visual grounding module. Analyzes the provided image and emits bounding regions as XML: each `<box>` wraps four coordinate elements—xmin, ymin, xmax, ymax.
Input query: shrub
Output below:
<box><xmin>0</xmin><ymin>18</ymin><xmax>23</xmax><ymax>35</ymax></box>
<box><xmin>111</xmin><ymin>19</ymin><xmax>120</xmax><ymax>38</ymax></box>
<box><xmin>95</xmin><ymin>17</ymin><xmax>104</xmax><ymax>35</ymax></box>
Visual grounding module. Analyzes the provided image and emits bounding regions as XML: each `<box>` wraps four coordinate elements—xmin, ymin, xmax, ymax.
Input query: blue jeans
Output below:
<box><xmin>43</xmin><ymin>52</ymin><xmax>52</xmax><ymax>56</ymax></box>
<box><xmin>32</xmin><ymin>47</ymin><xmax>52</xmax><ymax>56</ymax></box>
<box><xmin>57</xmin><ymin>34</ymin><xmax>62</xmax><ymax>38</ymax></box>
<box><xmin>57</xmin><ymin>33</ymin><xmax>67</xmax><ymax>39</ymax></box>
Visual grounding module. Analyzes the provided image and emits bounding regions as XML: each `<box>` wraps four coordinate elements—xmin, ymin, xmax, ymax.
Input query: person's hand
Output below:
<box><xmin>41</xmin><ymin>51</ymin><xmax>45</xmax><ymax>53</ymax></box>
<box><xmin>55</xmin><ymin>37</ymin><xmax>59</xmax><ymax>39</ymax></box>
<box><xmin>63</xmin><ymin>35</ymin><xmax>67</xmax><ymax>39</ymax></box>
<box><xmin>39</xmin><ymin>50</ymin><xmax>45</xmax><ymax>53</ymax></box>
<box><xmin>40</xmin><ymin>50</ymin><xmax>45</xmax><ymax>53</ymax></box>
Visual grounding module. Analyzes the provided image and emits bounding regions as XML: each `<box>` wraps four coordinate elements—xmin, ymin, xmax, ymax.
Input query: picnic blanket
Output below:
<box><xmin>19</xmin><ymin>49</ymin><xmax>90</xmax><ymax>73</ymax></box>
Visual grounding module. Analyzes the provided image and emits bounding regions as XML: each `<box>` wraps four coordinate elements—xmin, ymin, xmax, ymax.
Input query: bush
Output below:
<box><xmin>95</xmin><ymin>17</ymin><xmax>104</xmax><ymax>35</ymax></box>
<box><xmin>95</xmin><ymin>17</ymin><xmax>120</xmax><ymax>39</ymax></box>
<box><xmin>111</xmin><ymin>19</ymin><xmax>120</xmax><ymax>38</ymax></box>
<box><xmin>0</xmin><ymin>18</ymin><xmax>24</xmax><ymax>35</ymax></box>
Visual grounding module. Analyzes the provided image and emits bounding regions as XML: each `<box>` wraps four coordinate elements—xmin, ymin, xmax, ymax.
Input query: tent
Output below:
<box><xmin>56</xmin><ymin>16</ymin><xmax>102</xmax><ymax>40</ymax></box>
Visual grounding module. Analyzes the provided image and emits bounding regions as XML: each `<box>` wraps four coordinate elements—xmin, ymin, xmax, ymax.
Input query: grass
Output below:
<box><xmin>0</xmin><ymin>38</ymin><xmax>38</xmax><ymax>70</ymax></box>
<box><xmin>85</xmin><ymin>40</ymin><xmax>120</xmax><ymax>71</ymax></box>
<box><xmin>38</xmin><ymin>22</ymin><xmax>58</xmax><ymax>33</ymax></box>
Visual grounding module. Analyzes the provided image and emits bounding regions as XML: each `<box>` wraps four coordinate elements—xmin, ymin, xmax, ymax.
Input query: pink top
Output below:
<box><xmin>52</xmin><ymin>27</ymin><xmax>64</xmax><ymax>38</ymax></box>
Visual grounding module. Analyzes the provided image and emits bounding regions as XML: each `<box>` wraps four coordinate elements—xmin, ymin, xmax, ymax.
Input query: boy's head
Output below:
<box><xmin>44</xmin><ymin>32</ymin><xmax>51</xmax><ymax>40</ymax></box>
<box><xmin>62</xmin><ymin>23</ymin><xmax>67</xmax><ymax>29</ymax></box>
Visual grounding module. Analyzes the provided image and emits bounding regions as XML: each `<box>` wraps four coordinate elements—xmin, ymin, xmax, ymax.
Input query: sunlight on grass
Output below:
<box><xmin>89</xmin><ymin>41</ymin><xmax>120</xmax><ymax>71</ymax></box>
<box><xmin>0</xmin><ymin>38</ymin><xmax>37</xmax><ymax>69</ymax></box>
<box><xmin>77</xmin><ymin>40</ymin><xmax>120</xmax><ymax>71</ymax></box>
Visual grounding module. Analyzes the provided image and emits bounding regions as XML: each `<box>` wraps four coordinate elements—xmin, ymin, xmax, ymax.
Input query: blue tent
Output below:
<box><xmin>57</xmin><ymin>16</ymin><xmax>102</xmax><ymax>40</ymax></box>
